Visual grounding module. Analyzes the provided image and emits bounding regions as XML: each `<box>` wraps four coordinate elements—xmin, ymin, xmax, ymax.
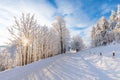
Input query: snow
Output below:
<box><xmin>0</xmin><ymin>44</ymin><xmax>120</xmax><ymax>80</ymax></box>
<box><xmin>0</xmin><ymin>53</ymin><xmax>101</xmax><ymax>80</ymax></box>
<box><xmin>82</xmin><ymin>44</ymin><xmax>120</xmax><ymax>80</ymax></box>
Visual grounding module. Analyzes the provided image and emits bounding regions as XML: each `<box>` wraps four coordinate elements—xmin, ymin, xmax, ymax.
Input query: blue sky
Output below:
<box><xmin>0</xmin><ymin>0</ymin><xmax>119</xmax><ymax>46</ymax></box>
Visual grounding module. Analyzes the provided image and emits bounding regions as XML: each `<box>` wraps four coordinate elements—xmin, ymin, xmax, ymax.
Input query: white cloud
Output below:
<box><xmin>55</xmin><ymin>0</ymin><xmax>92</xmax><ymax>28</ymax></box>
<box><xmin>101</xmin><ymin>3</ymin><xmax>116</xmax><ymax>15</ymax></box>
<box><xmin>55</xmin><ymin>0</ymin><xmax>77</xmax><ymax>14</ymax></box>
<box><xmin>0</xmin><ymin>0</ymin><xmax>56</xmax><ymax>45</ymax></box>
<box><xmin>0</xmin><ymin>0</ymin><xmax>95</xmax><ymax>46</ymax></box>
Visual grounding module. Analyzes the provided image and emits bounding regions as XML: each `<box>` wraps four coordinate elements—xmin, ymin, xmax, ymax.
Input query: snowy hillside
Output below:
<box><xmin>0</xmin><ymin>44</ymin><xmax>120</xmax><ymax>80</ymax></box>
<box><xmin>82</xmin><ymin>44</ymin><xmax>120</xmax><ymax>80</ymax></box>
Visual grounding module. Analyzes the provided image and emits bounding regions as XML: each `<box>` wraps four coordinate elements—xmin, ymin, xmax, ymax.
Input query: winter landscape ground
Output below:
<box><xmin>0</xmin><ymin>44</ymin><xmax>120</xmax><ymax>80</ymax></box>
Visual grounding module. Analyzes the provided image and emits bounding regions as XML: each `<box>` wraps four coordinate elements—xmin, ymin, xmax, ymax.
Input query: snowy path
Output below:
<box><xmin>0</xmin><ymin>53</ymin><xmax>112</xmax><ymax>80</ymax></box>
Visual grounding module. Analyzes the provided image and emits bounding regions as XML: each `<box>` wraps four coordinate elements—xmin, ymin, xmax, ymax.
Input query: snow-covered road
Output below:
<box><xmin>0</xmin><ymin>53</ymin><xmax>110</xmax><ymax>80</ymax></box>
<box><xmin>0</xmin><ymin>44</ymin><xmax>120</xmax><ymax>80</ymax></box>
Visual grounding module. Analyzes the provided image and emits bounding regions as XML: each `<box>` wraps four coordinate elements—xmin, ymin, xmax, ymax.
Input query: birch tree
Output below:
<box><xmin>8</xmin><ymin>13</ymin><xmax>38</xmax><ymax>66</ymax></box>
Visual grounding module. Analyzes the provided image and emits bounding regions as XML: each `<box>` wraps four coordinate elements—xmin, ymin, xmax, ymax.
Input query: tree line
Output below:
<box><xmin>0</xmin><ymin>13</ymin><xmax>84</xmax><ymax>71</ymax></box>
<box><xmin>91</xmin><ymin>5</ymin><xmax>120</xmax><ymax>47</ymax></box>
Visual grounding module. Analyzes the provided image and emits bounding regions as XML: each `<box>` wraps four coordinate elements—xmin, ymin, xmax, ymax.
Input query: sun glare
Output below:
<box><xmin>22</xmin><ymin>37</ymin><xmax>29</xmax><ymax>46</ymax></box>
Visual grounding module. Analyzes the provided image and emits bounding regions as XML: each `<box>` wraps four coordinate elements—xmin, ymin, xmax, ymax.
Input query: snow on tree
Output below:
<box><xmin>91</xmin><ymin>26</ymin><xmax>96</xmax><ymax>39</ymax></box>
<box><xmin>114</xmin><ymin>28</ymin><xmax>120</xmax><ymax>43</ymax></box>
<box><xmin>71</xmin><ymin>35</ymin><xmax>85</xmax><ymax>52</ymax></box>
<box><xmin>91</xmin><ymin>4</ymin><xmax>120</xmax><ymax>47</ymax></box>
<box><xmin>105</xmin><ymin>31</ymin><xmax>115</xmax><ymax>44</ymax></box>
<box><xmin>117</xmin><ymin>4</ymin><xmax>120</xmax><ymax>27</ymax></box>
<box><xmin>8</xmin><ymin>13</ymin><xmax>61</xmax><ymax>67</ymax></box>
<box><xmin>91</xmin><ymin>16</ymin><xmax>109</xmax><ymax>47</ymax></box>
<box><xmin>91</xmin><ymin>15</ymin><xmax>116</xmax><ymax>47</ymax></box>
<box><xmin>46</xmin><ymin>28</ymin><xmax>59</xmax><ymax>57</ymax></box>
<box><xmin>109</xmin><ymin>10</ymin><xmax>117</xmax><ymax>30</ymax></box>
<box><xmin>114</xmin><ymin>5</ymin><xmax>120</xmax><ymax>43</ymax></box>
<box><xmin>52</xmin><ymin>16</ymin><xmax>70</xmax><ymax>53</ymax></box>
<box><xmin>98</xmin><ymin>16</ymin><xmax>109</xmax><ymax>30</ymax></box>
<box><xmin>0</xmin><ymin>49</ymin><xmax>13</xmax><ymax>71</ymax></box>
<box><xmin>8</xmin><ymin>13</ymin><xmax>40</xmax><ymax>66</ymax></box>
<box><xmin>37</xmin><ymin>26</ymin><xmax>59</xmax><ymax>59</ymax></box>
<box><xmin>91</xmin><ymin>26</ymin><xmax>96</xmax><ymax>47</ymax></box>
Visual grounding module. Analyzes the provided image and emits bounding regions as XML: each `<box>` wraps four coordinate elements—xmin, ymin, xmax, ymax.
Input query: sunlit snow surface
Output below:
<box><xmin>82</xmin><ymin>44</ymin><xmax>120</xmax><ymax>80</ymax></box>
<box><xmin>0</xmin><ymin>44</ymin><xmax>120</xmax><ymax>80</ymax></box>
<box><xmin>0</xmin><ymin>53</ymin><xmax>101</xmax><ymax>80</ymax></box>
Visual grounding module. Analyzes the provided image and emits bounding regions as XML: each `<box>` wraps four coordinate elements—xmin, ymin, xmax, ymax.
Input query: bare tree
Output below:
<box><xmin>8</xmin><ymin>13</ymin><xmax>60</xmax><ymax>66</ymax></box>
<box><xmin>8</xmin><ymin>13</ymin><xmax>38</xmax><ymax>66</ymax></box>
<box><xmin>71</xmin><ymin>35</ymin><xmax>85</xmax><ymax>52</ymax></box>
<box><xmin>52</xmin><ymin>16</ymin><xmax>70</xmax><ymax>53</ymax></box>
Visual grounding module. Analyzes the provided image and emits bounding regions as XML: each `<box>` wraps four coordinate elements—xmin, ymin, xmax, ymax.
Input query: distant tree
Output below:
<box><xmin>71</xmin><ymin>35</ymin><xmax>85</xmax><ymax>52</ymax></box>
<box><xmin>0</xmin><ymin>50</ymin><xmax>13</xmax><ymax>71</ymax></box>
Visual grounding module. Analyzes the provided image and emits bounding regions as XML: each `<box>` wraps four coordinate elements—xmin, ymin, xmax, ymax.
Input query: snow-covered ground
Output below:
<box><xmin>0</xmin><ymin>44</ymin><xmax>120</xmax><ymax>80</ymax></box>
<box><xmin>82</xmin><ymin>44</ymin><xmax>120</xmax><ymax>80</ymax></box>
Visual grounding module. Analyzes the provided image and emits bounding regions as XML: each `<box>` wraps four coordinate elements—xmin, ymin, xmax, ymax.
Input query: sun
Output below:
<box><xmin>22</xmin><ymin>37</ymin><xmax>29</xmax><ymax>46</ymax></box>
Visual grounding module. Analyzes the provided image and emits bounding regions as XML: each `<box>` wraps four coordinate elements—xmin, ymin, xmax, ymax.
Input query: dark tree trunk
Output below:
<box><xmin>22</xmin><ymin>54</ymin><xmax>24</xmax><ymax>66</ymax></box>
<box><xmin>60</xmin><ymin>22</ymin><xmax>64</xmax><ymax>54</ymax></box>
<box><xmin>113</xmin><ymin>52</ymin><xmax>115</xmax><ymax>56</ymax></box>
<box><xmin>76</xmin><ymin>49</ymin><xmax>79</xmax><ymax>52</ymax></box>
<box><xmin>25</xmin><ymin>45</ymin><xmax>28</xmax><ymax>65</ymax></box>
<box><xmin>63</xmin><ymin>48</ymin><xmax>66</xmax><ymax>53</ymax></box>
<box><xmin>61</xmin><ymin>40</ymin><xmax>63</xmax><ymax>53</ymax></box>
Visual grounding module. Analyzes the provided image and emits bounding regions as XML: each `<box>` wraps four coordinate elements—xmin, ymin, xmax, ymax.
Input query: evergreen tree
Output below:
<box><xmin>109</xmin><ymin>10</ymin><xmax>117</xmax><ymax>30</ymax></box>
